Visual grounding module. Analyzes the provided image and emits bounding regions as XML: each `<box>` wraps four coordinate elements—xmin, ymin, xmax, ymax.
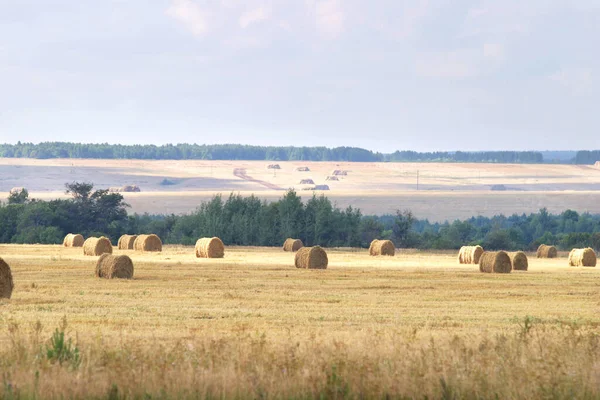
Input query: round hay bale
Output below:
<box><xmin>0</xmin><ymin>257</ymin><xmax>14</xmax><ymax>299</ymax></box>
<box><xmin>536</xmin><ymin>244</ymin><xmax>557</xmax><ymax>258</ymax></box>
<box><xmin>369</xmin><ymin>239</ymin><xmax>395</xmax><ymax>256</ymax></box>
<box><xmin>509</xmin><ymin>251</ymin><xmax>528</xmax><ymax>271</ymax></box>
<box><xmin>283</xmin><ymin>238</ymin><xmax>304</xmax><ymax>252</ymax></box>
<box><xmin>458</xmin><ymin>245</ymin><xmax>484</xmax><ymax>264</ymax></box>
<box><xmin>133</xmin><ymin>234</ymin><xmax>163</xmax><ymax>252</ymax></box>
<box><xmin>299</xmin><ymin>179</ymin><xmax>315</xmax><ymax>185</ymax></box>
<box><xmin>479</xmin><ymin>251</ymin><xmax>512</xmax><ymax>274</ymax></box>
<box><xmin>568</xmin><ymin>248</ymin><xmax>597</xmax><ymax>267</ymax></box>
<box><xmin>63</xmin><ymin>233</ymin><xmax>84</xmax><ymax>247</ymax></box>
<box><xmin>83</xmin><ymin>237</ymin><xmax>113</xmax><ymax>256</ymax></box>
<box><xmin>195</xmin><ymin>237</ymin><xmax>225</xmax><ymax>258</ymax></box>
<box><xmin>295</xmin><ymin>246</ymin><xmax>328</xmax><ymax>269</ymax></box>
<box><xmin>95</xmin><ymin>254</ymin><xmax>134</xmax><ymax>279</ymax></box>
<box><xmin>118</xmin><ymin>234</ymin><xmax>138</xmax><ymax>250</ymax></box>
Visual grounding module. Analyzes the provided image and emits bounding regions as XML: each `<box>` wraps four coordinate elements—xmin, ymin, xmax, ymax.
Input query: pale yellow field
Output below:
<box><xmin>1</xmin><ymin>245</ymin><xmax>600</xmax><ymax>398</ymax></box>
<box><xmin>2</xmin><ymin>158</ymin><xmax>600</xmax><ymax>220</ymax></box>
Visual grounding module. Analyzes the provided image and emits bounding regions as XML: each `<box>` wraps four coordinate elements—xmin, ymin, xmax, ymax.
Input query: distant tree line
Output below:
<box><xmin>0</xmin><ymin>142</ymin><xmax>555</xmax><ymax>163</ymax></box>
<box><xmin>2</xmin><ymin>184</ymin><xmax>600</xmax><ymax>251</ymax></box>
<box><xmin>573</xmin><ymin>151</ymin><xmax>600</xmax><ymax>165</ymax></box>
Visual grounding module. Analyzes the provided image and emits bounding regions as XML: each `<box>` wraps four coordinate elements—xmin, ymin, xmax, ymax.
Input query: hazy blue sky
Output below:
<box><xmin>0</xmin><ymin>1</ymin><xmax>598</xmax><ymax>152</ymax></box>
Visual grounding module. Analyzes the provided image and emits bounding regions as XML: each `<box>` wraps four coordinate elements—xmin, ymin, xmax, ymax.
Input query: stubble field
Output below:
<box><xmin>2</xmin><ymin>158</ymin><xmax>600</xmax><ymax>221</ymax></box>
<box><xmin>1</xmin><ymin>244</ymin><xmax>600</xmax><ymax>398</ymax></box>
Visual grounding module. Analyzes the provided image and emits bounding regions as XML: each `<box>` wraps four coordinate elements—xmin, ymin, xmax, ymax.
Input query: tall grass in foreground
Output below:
<box><xmin>1</xmin><ymin>317</ymin><xmax>600</xmax><ymax>399</ymax></box>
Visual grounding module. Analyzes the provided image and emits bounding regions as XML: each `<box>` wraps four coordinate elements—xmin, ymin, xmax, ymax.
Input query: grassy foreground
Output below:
<box><xmin>1</xmin><ymin>245</ymin><xmax>600</xmax><ymax>399</ymax></box>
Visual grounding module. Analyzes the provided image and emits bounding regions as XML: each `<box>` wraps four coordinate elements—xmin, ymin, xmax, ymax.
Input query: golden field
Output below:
<box><xmin>2</xmin><ymin>158</ymin><xmax>600</xmax><ymax>220</ymax></box>
<box><xmin>1</xmin><ymin>244</ymin><xmax>600</xmax><ymax>398</ymax></box>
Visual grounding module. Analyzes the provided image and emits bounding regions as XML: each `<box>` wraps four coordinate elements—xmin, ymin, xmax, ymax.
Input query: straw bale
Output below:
<box><xmin>283</xmin><ymin>238</ymin><xmax>304</xmax><ymax>252</ymax></box>
<box><xmin>118</xmin><ymin>234</ymin><xmax>138</xmax><ymax>250</ymax></box>
<box><xmin>133</xmin><ymin>234</ymin><xmax>162</xmax><ymax>252</ymax></box>
<box><xmin>509</xmin><ymin>251</ymin><xmax>528</xmax><ymax>271</ymax></box>
<box><xmin>0</xmin><ymin>257</ymin><xmax>14</xmax><ymax>299</ymax></box>
<box><xmin>195</xmin><ymin>237</ymin><xmax>225</xmax><ymax>258</ymax></box>
<box><xmin>479</xmin><ymin>251</ymin><xmax>512</xmax><ymax>273</ymax></box>
<box><xmin>295</xmin><ymin>246</ymin><xmax>328</xmax><ymax>269</ymax></box>
<box><xmin>536</xmin><ymin>244</ymin><xmax>557</xmax><ymax>258</ymax></box>
<box><xmin>83</xmin><ymin>237</ymin><xmax>113</xmax><ymax>256</ymax></box>
<box><xmin>568</xmin><ymin>248</ymin><xmax>597</xmax><ymax>267</ymax></box>
<box><xmin>95</xmin><ymin>254</ymin><xmax>134</xmax><ymax>279</ymax></box>
<box><xmin>63</xmin><ymin>233</ymin><xmax>84</xmax><ymax>247</ymax></box>
<box><xmin>458</xmin><ymin>245</ymin><xmax>484</xmax><ymax>264</ymax></box>
<box><xmin>369</xmin><ymin>239</ymin><xmax>395</xmax><ymax>256</ymax></box>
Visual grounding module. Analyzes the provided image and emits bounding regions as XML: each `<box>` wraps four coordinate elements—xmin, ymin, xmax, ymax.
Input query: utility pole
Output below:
<box><xmin>417</xmin><ymin>170</ymin><xmax>419</xmax><ymax>191</ymax></box>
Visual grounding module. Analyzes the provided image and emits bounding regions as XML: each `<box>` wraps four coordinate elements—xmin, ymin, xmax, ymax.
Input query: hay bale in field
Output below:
<box><xmin>267</xmin><ymin>164</ymin><xmax>281</xmax><ymax>170</ymax></box>
<box><xmin>299</xmin><ymin>179</ymin><xmax>315</xmax><ymax>185</ymax></box>
<box><xmin>133</xmin><ymin>234</ymin><xmax>163</xmax><ymax>252</ymax></box>
<box><xmin>331</xmin><ymin>170</ymin><xmax>348</xmax><ymax>176</ymax></box>
<box><xmin>594</xmin><ymin>161</ymin><xmax>600</xmax><ymax>168</ymax></box>
<box><xmin>568</xmin><ymin>248</ymin><xmax>597</xmax><ymax>267</ymax></box>
<box><xmin>509</xmin><ymin>251</ymin><xmax>528</xmax><ymax>271</ymax></box>
<box><xmin>479</xmin><ymin>251</ymin><xmax>512</xmax><ymax>274</ymax></box>
<box><xmin>296</xmin><ymin>167</ymin><xmax>310</xmax><ymax>172</ymax></box>
<box><xmin>283</xmin><ymin>238</ymin><xmax>304</xmax><ymax>252</ymax></box>
<box><xmin>118</xmin><ymin>234</ymin><xmax>138</xmax><ymax>250</ymax></box>
<box><xmin>325</xmin><ymin>176</ymin><xmax>339</xmax><ymax>181</ymax></box>
<box><xmin>83</xmin><ymin>237</ymin><xmax>113</xmax><ymax>256</ymax></box>
<box><xmin>195</xmin><ymin>237</ymin><xmax>225</xmax><ymax>258</ymax></box>
<box><xmin>458</xmin><ymin>245</ymin><xmax>484</xmax><ymax>264</ymax></box>
<box><xmin>0</xmin><ymin>257</ymin><xmax>14</xmax><ymax>299</ymax></box>
<box><xmin>121</xmin><ymin>185</ymin><xmax>141</xmax><ymax>192</ymax></box>
<box><xmin>313</xmin><ymin>185</ymin><xmax>330</xmax><ymax>191</ymax></box>
<box><xmin>295</xmin><ymin>246</ymin><xmax>328</xmax><ymax>269</ymax></box>
<box><xmin>95</xmin><ymin>254</ymin><xmax>134</xmax><ymax>279</ymax></box>
<box><xmin>369</xmin><ymin>239</ymin><xmax>395</xmax><ymax>256</ymax></box>
<box><xmin>536</xmin><ymin>244</ymin><xmax>557</xmax><ymax>258</ymax></box>
<box><xmin>63</xmin><ymin>233</ymin><xmax>84</xmax><ymax>247</ymax></box>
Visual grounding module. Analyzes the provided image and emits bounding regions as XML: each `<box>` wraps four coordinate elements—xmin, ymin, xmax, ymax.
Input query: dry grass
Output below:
<box><xmin>3</xmin><ymin>158</ymin><xmax>600</xmax><ymax>220</ymax></box>
<box><xmin>1</xmin><ymin>244</ymin><xmax>600</xmax><ymax>398</ymax></box>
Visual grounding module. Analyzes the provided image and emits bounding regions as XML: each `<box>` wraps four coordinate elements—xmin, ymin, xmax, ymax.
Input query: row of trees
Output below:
<box><xmin>2</xmin><ymin>184</ymin><xmax>600</xmax><ymax>251</ymax></box>
<box><xmin>0</xmin><ymin>142</ymin><xmax>553</xmax><ymax>163</ymax></box>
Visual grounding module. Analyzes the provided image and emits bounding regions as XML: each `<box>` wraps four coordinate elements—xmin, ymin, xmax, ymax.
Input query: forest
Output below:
<box><xmin>0</xmin><ymin>142</ymin><xmax>553</xmax><ymax>163</ymax></box>
<box><xmin>2</xmin><ymin>184</ymin><xmax>599</xmax><ymax>251</ymax></box>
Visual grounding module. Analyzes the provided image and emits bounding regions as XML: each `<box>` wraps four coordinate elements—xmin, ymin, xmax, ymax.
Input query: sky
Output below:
<box><xmin>0</xmin><ymin>0</ymin><xmax>598</xmax><ymax>152</ymax></box>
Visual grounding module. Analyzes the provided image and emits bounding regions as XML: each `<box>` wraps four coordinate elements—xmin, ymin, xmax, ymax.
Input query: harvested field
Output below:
<box><xmin>1</xmin><ymin>244</ymin><xmax>600</xmax><ymax>397</ymax></box>
<box><xmin>3</xmin><ymin>159</ymin><xmax>600</xmax><ymax>221</ymax></box>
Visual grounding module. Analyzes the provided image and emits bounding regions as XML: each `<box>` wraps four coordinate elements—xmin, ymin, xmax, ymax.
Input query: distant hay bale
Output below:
<box><xmin>195</xmin><ymin>237</ymin><xmax>225</xmax><ymax>258</ymax></box>
<box><xmin>283</xmin><ymin>238</ymin><xmax>304</xmax><ymax>252</ymax></box>
<box><xmin>295</xmin><ymin>246</ymin><xmax>328</xmax><ymax>269</ymax></box>
<box><xmin>509</xmin><ymin>251</ymin><xmax>528</xmax><ymax>271</ymax></box>
<box><xmin>121</xmin><ymin>185</ymin><xmax>141</xmax><ymax>192</ymax></box>
<box><xmin>313</xmin><ymin>185</ymin><xmax>330</xmax><ymax>191</ymax></box>
<box><xmin>134</xmin><ymin>234</ymin><xmax>163</xmax><ymax>252</ymax></box>
<box><xmin>325</xmin><ymin>176</ymin><xmax>339</xmax><ymax>181</ymax></box>
<box><xmin>369</xmin><ymin>239</ymin><xmax>395</xmax><ymax>256</ymax></box>
<box><xmin>331</xmin><ymin>170</ymin><xmax>348</xmax><ymax>176</ymax></box>
<box><xmin>568</xmin><ymin>248</ymin><xmax>597</xmax><ymax>267</ymax></box>
<box><xmin>595</xmin><ymin>161</ymin><xmax>600</xmax><ymax>168</ymax></box>
<box><xmin>295</xmin><ymin>167</ymin><xmax>310</xmax><ymax>172</ymax></box>
<box><xmin>299</xmin><ymin>179</ymin><xmax>315</xmax><ymax>185</ymax></box>
<box><xmin>95</xmin><ymin>254</ymin><xmax>134</xmax><ymax>279</ymax></box>
<box><xmin>267</xmin><ymin>164</ymin><xmax>281</xmax><ymax>170</ymax></box>
<box><xmin>63</xmin><ymin>233</ymin><xmax>84</xmax><ymax>247</ymax></box>
<box><xmin>0</xmin><ymin>257</ymin><xmax>14</xmax><ymax>299</ymax></box>
<box><xmin>536</xmin><ymin>244</ymin><xmax>557</xmax><ymax>258</ymax></box>
<box><xmin>83</xmin><ymin>237</ymin><xmax>113</xmax><ymax>256</ymax></box>
<box><xmin>479</xmin><ymin>251</ymin><xmax>512</xmax><ymax>273</ymax></box>
<box><xmin>458</xmin><ymin>245</ymin><xmax>484</xmax><ymax>264</ymax></box>
<box><xmin>117</xmin><ymin>234</ymin><xmax>138</xmax><ymax>250</ymax></box>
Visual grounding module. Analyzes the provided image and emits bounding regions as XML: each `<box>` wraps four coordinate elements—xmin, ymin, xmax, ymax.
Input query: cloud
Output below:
<box><xmin>415</xmin><ymin>50</ymin><xmax>478</xmax><ymax>79</ymax></box>
<box><xmin>166</xmin><ymin>0</ymin><xmax>210</xmax><ymax>37</ymax></box>
<box><xmin>239</xmin><ymin>6</ymin><xmax>271</xmax><ymax>29</ymax></box>
<box><xmin>550</xmin><ymin>68</ymin><xmax>594</xmax><ymax>95</ymax></box>
<box><xmin>308</xmin><ymin>0</ymin><xmax>345</xmax><ymax>38</ymax></box>
<box><xmin>483</xmin><ymin>43</ymin><xmax>504</xmax><ymax>61</ymax></box>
